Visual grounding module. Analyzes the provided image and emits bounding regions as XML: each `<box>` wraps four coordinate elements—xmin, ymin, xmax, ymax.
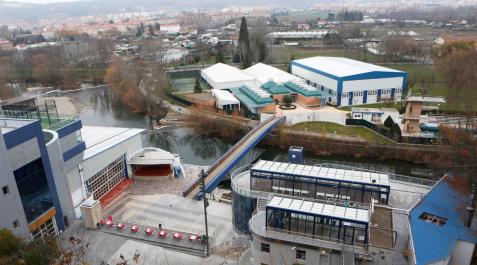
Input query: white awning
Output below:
<box><xmin>212</xmin><ymin>89</ymin><xmax>240</xmax><ymax>107</ymax></box>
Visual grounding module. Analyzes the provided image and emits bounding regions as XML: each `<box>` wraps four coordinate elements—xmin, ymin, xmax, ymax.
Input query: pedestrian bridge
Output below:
<box><xmin>183</xmin><ymin>115</ymin><xmax>286</xmax><ymax>199</ymax></box>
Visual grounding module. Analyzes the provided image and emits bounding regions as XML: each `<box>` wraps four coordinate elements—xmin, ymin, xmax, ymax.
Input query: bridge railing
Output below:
<box><xmin>183</xmin><ymin>115</ymin><xmax>282</xmax><ymax>197</ymax></box>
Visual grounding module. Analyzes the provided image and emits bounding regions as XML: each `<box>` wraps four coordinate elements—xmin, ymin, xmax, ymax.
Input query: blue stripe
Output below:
<box><xmin>62</xmin><ymin>142</ymin><xmax>86</xmax><ymax>161</ymax></box>
<box><xmin>291</xmin><ymin>61</ymin><xmax>341</xmax><ymax>80</ymax></box>
<box><xmin>57</xmin><ymin>120</ymin><xmax>82</xmax><ymax>138</ymax></box>
<box><xmin>363</xmin><ymin>90</ymin><xmax>367</xmax><ymax>104</ymax></box>
<box><xmin>3</xmin><ymin>120</ymin><xmax>38</xmax><ymax>149</ymax></box>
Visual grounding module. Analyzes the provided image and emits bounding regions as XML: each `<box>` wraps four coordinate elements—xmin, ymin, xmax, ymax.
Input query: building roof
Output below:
<box><xmin>252</xmin><ymin>160</ymin><xmax>390</xmax><ymax>187</ymax></box>
<box><xmin>409</xmin><ymin>175</ymin><xmax>477</xmax><ymax>265</ymax></box>
<box><xmin>81</xmin><ymin>126</ymin><xmax>144</xmax><ymax>160</ymax></box>
<box><xmin>128</xmin><ymin>147</ymin><xmax>175</xmax><ymax>165</ymax></box>
<box><xmin>201</xmin><ymin>63</ymin><xmax>254</xmax><ymax>84</ymax></box>
<box><xmin>229</xmin><ymin>85</ymin><xmax>273</xmax><ymax>110</ymax></box>
<box><xmin>406</xmin><ymin>96</ymin><xmax>446</xmax><ymax>103</ymax></box>
<box><xmin>292</xmin><ymin>56</ymin><xmax>404</xmax><ymax>78</ymax></box>
<box><xmin>211</xmin><ymin>89</ymin><xmax>240</xmax><ymax>106</ymax></box>
<box><xmin>243</xmin><ymin>63</ymin><xmax>301</xmax><ymax>84</ymax></box>
<box><xmin>284</xmin><ymin>81</ymin><xmax>322</xmax><ymax>97</ymax></box>
<box><xmin>267</xmin><ymin>196</ymin><xmax>369</xmax><ymax>223</ymax></box>
<box><xmin>0</xmin><ymin>118</ymin><xmax>35</xmax><ymax>134</ymax></box>
<box><xmin>261</xmin><ymin>81</ymin><xmax>291</xmax><ymax>94</ymax></box>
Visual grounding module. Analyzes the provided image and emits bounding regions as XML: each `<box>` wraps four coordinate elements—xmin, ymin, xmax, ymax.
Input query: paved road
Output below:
<box><xmin>185</xmin><ymin>116</ymin><xmax>283</xmax><ymax>198</ymax></box>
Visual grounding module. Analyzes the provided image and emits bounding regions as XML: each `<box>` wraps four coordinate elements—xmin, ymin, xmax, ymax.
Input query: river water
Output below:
<box><xmin>65</xmin><ymin>86</ymin><xmax>440</xmax><ymax>178</ymax></box>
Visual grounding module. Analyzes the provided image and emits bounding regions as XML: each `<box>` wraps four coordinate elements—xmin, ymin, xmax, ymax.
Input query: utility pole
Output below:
<box><xmin>200</xmin><ymin>169</ymin><xmax>210</xmax><ymax>256</ymax></box>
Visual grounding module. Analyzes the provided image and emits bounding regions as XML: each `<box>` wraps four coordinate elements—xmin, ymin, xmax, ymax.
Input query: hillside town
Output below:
<box><xmin>0</xmin><ymin>1</ymin><xmax>477</xmax><ymax>265</ymax></box>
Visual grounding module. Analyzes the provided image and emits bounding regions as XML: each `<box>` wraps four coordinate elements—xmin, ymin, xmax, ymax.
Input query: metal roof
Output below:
<box><xmin>409</xmin><ymin>175</ymin><xmax>477</xmax><ymax>265</ymax></box>
<box><xmin>292</xmin><ymin>56</ymin><xmax>404</xmax><ymax>78</ymax></box>
<box><xmin>82</xmin><ymin>126</ymin><xmax>144</xmax><ymax>160</ymax></box>
<box><xmin>284</xmin><ymin>81</ymin><xmax>322</xmax><ymax>97</ymax></box>
<box><xmin>252</xmin><ymin>160</ymin><xmax>390</xmax><ymax>187</ymax></box>
<box><xmin>201</xmin><ymin>63</ymin><xmax>254</xmax><ymax>84</ymax></box>
<box><xmin>243</xmin><ymin>63</ymin><xmax>302</xmax><ymax>84</ymax></box>
<box><xmin>267</xmin><ymin>196</ymin><xmax>369</xmax><ymax>223</ymax></box>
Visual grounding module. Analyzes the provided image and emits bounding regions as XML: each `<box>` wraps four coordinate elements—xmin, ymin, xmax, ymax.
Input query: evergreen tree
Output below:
<box><xmin>384</xmin><ymin>116</ymin><xmax>394</xmax><ymax>128</ymax></box>
<box><xmin>215</xmin><ymin>42</ymin><xmax>225</xmax><ymax>63</ymax></box>
<box><xmin>194</xmin><ymin>77</ymin><xmax>202</xmax><ymax>93</ymax></box>
<box><xmin>238</xmin><ymin>17</ymin><xmax>252</xmax><ymax>68</ymax></box>
<box><xmin>148</xmin><ymin>24</ymin><xmax>155</xmax><ymax>36</ymax></box>
<box><xmin>288</xmin><ymin>54</ymin><xmax>295</xmax><ymax>73</ymax></box>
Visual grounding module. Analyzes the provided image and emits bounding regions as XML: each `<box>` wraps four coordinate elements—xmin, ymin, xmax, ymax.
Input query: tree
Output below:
<box><xmin>384</xmin><ymin>116</ymin><xmax>394</xmax><ymax>128</ymax></box>
<box><xmin>283</xmin><ymin>94</ymin><xmax>292</xmax><ymax>107</ymax></box>
<box><xmin>215</xmin><ymin>42</ymin><xmax>225</xmax><ymax>63</ymax></box>
<box><xmin>434</xmin><ymin>40</ymin><xmax>477</xmax><ymax>130</ymax></box>
<box><xmin>194</xmin><ymin>77</ymin><xmax>202</xmax><ymax>93</ymax></box>
<box><xmin>249</xmin><ymin>18</ymin><xmax>269</xmax><ymax>63</ymax></box>
<box><xmin>288</xmin><ymin>54</ymin><xmax>295</xmax><ymax>73</ymax></box>
<box><xmin>148</xmin><ymin>24</ymin><xmax>155</xmax><ymax>36</ymax></box>
<box><xmin>238</xmin><ymin>17</ymin><xmax>252</xmax><ymax>68</ymax></box>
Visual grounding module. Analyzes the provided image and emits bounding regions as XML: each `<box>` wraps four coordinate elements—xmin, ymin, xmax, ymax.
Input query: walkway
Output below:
<box><xmin>183</xmin><ymin>115</ymin><xmax>285</xmax><ymax>199</ymax></box>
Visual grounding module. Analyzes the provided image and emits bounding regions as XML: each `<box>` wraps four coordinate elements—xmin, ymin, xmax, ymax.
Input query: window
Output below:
<box><xmin>12</xmin><ymin>220</ymin><xmax>19</xmax><ymax>229</ymax></box>
<box><xmin>419</xmin><ymin>212</ymin><xmax>447</xmax><ymax>226</ymax></box>
<box><xmin>2</xmin><ymin>185</ymin><xmax>9</xmax><ymax>195</ymax></box>
<box><xmin>296</xmin><ymin>249</ymin><xmax>306</xmax><ymax>261</ymax></box>
<box><xmin>261</xmin><ymin>243</ymin><xmax>270</xmax><ymax>253</ymax></box>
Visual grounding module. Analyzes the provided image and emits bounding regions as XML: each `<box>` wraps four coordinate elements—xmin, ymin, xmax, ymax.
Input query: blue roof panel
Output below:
<box><xmin>409</xmin><ymin>175</ymin><xmax>477</xmax><ymax>265</ymax></box>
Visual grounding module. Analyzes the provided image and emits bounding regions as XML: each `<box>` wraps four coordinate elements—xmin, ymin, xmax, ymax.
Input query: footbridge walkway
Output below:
<box><xmin>183</xmin><ymin>115</ymin><xmax>286</xmax><ymax>199</ymax></box>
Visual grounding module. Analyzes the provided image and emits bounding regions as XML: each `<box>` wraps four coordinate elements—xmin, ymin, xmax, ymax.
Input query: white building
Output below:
<box><xmin>291</xmin><ymin>57</ymin><xmax>407</xmax><ymax>107</ymax></box>
<box><xmin>201</xmin><ymin>63</ymin><xmax>256</xmax><ymax>90</ymax></box>
<box><xmin>66</xmin><ymin>126</ymin><xmax>144</xmax><ymax>216</ymax></box>
<box><xmin>351</xmin><ymin>107</ymin><xmax>400</xmax><ymax>125</ymax></box>
<box><xmin>242</xmin><ymin>63</ymin><xmax>302</xmax><ymax>84</ymax></box>
<box><xmin>211</xmin><ymin>89</ymin><xmax>240</xmax><ymax>111</ymax></box>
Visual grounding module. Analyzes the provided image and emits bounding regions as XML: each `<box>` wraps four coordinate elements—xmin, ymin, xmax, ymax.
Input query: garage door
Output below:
<box><xmin>85</xmin><ymin>155</ymin><xmax>127</xmax><ymax>200</ymax></box>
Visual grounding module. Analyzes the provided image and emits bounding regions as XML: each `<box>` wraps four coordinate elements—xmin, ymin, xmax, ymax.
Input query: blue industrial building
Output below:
<box><xmin>291</xmin><ymin>56</ymin><xmax>407</xmax><ymax>107</ymax></box>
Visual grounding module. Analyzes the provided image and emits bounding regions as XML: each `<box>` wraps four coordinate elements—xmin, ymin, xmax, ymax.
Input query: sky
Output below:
<box><xmin>5</xmin><ymin>0</ymin><xmax>81</xmax><ymax>3</ymax></box>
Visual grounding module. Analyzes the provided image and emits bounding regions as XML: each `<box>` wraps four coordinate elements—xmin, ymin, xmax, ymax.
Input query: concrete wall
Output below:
<box><xmin>284</xmin><ymin>109</ymin><xmax>347</xmax><ymax>126</ymax></box>
<box><xmin>252</xmin><ymin>236</ymin><xmax>325</xmax><ymax>265</ymax></box>
<box><xmin>7</xmin><ymin>138</ymin><xmax>41</xmax><ymax>170</ymax></box>
<box><xmin>450</xmin><ymin>240</ymin><xmax>475</xmax><ymax>265</ymax></box>
<box><xmin>45</xmin><ymin>130</ymin><xmax>76</xmax><ymax>225</ymax></box>
<box><xmin>0</xmin><ymin>133</ymin><xmax>30</xmax><ymax>237</ymax></box>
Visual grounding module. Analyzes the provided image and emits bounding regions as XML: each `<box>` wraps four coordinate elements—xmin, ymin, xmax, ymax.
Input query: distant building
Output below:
<box><xmin>291</xmin><ymin>57</ymin><xmax>407</xmax><ymax>107</ymax></box>
<box><xmin>0</xmin><ymin>40</ymin><xmax>14</xmax><ymax>51</ymax></box>
<box><xmin>160</xmin><ymin>24</ymin><xmax>181</xmax><ymax>34</ymax></box>
<box><xmin>296</xmin><ymin>23</ymin><xmax>310</xmax><ymax>30</ymax></box>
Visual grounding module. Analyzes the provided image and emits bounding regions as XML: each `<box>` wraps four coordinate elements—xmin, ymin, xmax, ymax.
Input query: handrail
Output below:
<box><xmin>183</xmin><ymin>115</ymin><xmax>282</xmax><ymax>197</ymax></box>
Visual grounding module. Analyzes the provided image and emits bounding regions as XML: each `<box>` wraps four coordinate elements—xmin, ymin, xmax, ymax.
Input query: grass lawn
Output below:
<box><xmin>271</xmin><ymin>47</ymin><xmax>386</xmax><ymax>64</ymax></box>
<box><xmin>292</xmin><ymin>121</ymin><xmax>394</xmax><ymax>145</ymax></box>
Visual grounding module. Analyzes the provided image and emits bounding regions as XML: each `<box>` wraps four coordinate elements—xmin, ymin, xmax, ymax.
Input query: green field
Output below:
<box><xmin>270</xmin><ymin>47</ymin><xmax>386</xmax><ymax>64</ymax></box>
<box><xmin>292</xmin><ymin>121</ymin><xmax>393</xmax><ymax>145</ymax></box>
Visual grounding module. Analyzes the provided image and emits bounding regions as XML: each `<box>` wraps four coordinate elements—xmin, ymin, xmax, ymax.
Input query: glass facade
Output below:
<box><xmin>266</xmin><ymin>207</ymin><xmax>368</xmax><ymax>246</ymax></box>
<box><xmin>251</xmin><ymin>170</ymin><xmax>389</xmax><ymax>204</ymax></box>
<box><xmin>13</xmin><ymin>158</ymin><xmax>53</xmax><ymax>223</ymax></box>
<box><xmin>232</xmin><ymin>190</ymin><xmax>257</xmax><ymax>234</ymax></box>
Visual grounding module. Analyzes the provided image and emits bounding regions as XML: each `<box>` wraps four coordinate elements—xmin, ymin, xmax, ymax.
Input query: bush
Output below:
<box><xmin>194</xmin><ymin>77</ymin><xmax>202</xmax><ymax>93</ymax></box>
<box><xmin>283</xmin><ymin>94</ymin><xmax>292</xmax><ymax>107</ymax></box>
<box><xmin>0</xmin><ymin>228</ymin><xmax>22</xmax><ymax>257</ymax></box>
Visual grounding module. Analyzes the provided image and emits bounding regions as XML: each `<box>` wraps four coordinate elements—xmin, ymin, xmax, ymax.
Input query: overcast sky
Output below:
<box><xmin>6</xmin><ymin>0</ymin><xmax>81</xmax><ymax>3</ymax></box>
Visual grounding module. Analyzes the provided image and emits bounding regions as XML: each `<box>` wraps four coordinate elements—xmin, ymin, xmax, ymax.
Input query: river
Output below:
<box><xmin>64</xmin><ymin>86</ymin><xmax>441</xmax><ymax>179</ymax></box>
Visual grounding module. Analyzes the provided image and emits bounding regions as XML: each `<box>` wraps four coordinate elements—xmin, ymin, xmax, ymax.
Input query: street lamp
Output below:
<box><xmin>200</xmin><ymin>169</ymin><xmax>210</xmax><ymax>256</ymax></box>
